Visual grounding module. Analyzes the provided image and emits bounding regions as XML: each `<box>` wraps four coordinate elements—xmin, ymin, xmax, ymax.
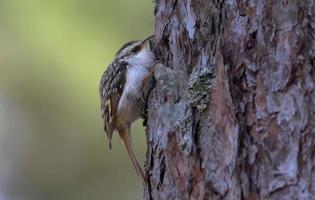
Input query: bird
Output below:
<box><xmin>99</xmin><ymin>36</ymin><xmax>155</xmax><ymax>183</ymax></box>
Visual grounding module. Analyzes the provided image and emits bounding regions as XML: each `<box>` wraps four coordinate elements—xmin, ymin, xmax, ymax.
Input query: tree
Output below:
<box><xmin>144</xmin><ymin>0</ymin><xmax>315</xmax><ymax>199</ymax></box>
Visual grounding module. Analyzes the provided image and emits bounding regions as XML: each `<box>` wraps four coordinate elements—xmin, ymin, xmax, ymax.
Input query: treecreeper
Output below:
<box><xmin>99</xmin><ymin>36</ymin><xmax>155</xmax><ymax>183</ymax></box>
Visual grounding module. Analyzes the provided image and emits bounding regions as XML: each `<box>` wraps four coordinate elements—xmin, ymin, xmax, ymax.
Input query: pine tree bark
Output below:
<box><xmin>145</xmin><ymin>0</ymin><xmax>315</xmax><ymax>199</ymax></box>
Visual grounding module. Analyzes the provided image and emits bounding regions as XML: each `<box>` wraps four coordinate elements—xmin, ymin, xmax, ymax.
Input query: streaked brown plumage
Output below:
<box><xmin>99</xmin><ymin>36</ymin><xmax>155</xmax><ymax>182</ymax></box>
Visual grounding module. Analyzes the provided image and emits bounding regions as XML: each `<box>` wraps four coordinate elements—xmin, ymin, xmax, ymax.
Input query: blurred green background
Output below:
<box><xmin>0</xmin><ymin>0</ymin><xmax>154</xmax><ymax>199</ymax></box>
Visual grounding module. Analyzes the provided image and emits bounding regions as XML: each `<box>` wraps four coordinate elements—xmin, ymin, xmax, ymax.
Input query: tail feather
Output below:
<box><xmin>119</xmin><ymin>131</ymin><xmax>145</xmax><ymax>183</ymax></box>
<box><xmin>124</xmin><ymin>139</ymin><xmax>145</xmax><ymax>181</ymax></box>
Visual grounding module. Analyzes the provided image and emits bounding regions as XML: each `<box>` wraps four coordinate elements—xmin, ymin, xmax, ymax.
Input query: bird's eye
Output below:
<box><xmin>131</xmin><ymin>45</ymin><xmax>142</xmax><ymax>54</ymax></box>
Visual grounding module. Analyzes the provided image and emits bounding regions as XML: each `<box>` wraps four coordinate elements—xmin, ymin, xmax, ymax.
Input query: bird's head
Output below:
<box><xmin>115</xmin><ymin>36</ymin><xmax>155</xmax><ymax>68</ymax></box>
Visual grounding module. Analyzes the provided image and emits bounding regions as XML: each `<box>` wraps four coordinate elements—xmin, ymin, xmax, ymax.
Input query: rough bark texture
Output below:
<box><xmin>145</xmin><ymin>0</ymin><xmax>315</xmax><ymax>199</ymax></box>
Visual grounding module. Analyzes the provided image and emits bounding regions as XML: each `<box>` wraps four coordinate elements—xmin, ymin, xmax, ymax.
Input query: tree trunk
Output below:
<box><xmin>145</xmin><ymin>0</ymin><xmax>315</xmax><ymax>199</ymax></box>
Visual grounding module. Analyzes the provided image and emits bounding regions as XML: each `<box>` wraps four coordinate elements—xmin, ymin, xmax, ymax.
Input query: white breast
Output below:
<box><xmin>116</xmin><ymin>65</ymin><xmax>150</xmax><ymax>123</ymax></box>
<box><xmin>125</xmin><ymin>65</ymin><xmax>149</xmax><ymax>95</ymax></box>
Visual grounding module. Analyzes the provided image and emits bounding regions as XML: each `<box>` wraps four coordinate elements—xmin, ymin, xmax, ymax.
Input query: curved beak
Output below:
<box><xmin>143</xmin><ymin>35</ymin><xmax>154</xmax><ymax>51</ymax></box>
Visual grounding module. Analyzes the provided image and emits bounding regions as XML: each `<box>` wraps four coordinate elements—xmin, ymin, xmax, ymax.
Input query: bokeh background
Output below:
<box><xmin>0</xmin><ymin>0</ymin><xmax>154</xmax><ymax>199</ymax></box>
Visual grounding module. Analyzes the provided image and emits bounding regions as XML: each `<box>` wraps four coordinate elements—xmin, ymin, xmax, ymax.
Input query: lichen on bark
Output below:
<box><xmin>188</xmin><ymin>64</ymin><xmax>215</xmax><ymax>113</ymax></box>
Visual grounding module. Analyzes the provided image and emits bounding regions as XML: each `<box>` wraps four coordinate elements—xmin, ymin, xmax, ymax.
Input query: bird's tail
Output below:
<box><xmin>119</xmin><ymin>130</ymin><xmax>145</xmax><ymax>183</ymax></box>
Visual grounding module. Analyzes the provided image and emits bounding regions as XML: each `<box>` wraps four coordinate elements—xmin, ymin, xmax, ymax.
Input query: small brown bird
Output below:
<box><xmin>99</xmin><ymin>36</ymin><xmax>155</xmax><ymax>182</ymax></box>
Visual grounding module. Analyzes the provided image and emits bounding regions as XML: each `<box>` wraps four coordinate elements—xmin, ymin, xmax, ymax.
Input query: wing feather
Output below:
<box><xmin>99</xmin><ymin>61</ymin><xmax>127</xmax><ymax>149</ymax></box>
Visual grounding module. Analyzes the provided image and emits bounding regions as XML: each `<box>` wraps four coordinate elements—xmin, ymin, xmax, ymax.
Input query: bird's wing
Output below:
<box><xmin>99</xmin><ymin>61</ymin><xmax>127</xmax><ymax>149</ymax></box>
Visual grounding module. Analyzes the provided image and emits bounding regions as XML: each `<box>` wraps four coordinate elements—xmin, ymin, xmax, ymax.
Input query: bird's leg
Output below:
<box><xmin>140</xmin><ymin>68</ymin><xmax>155</xmax><ymax>104</ymax></box>
<box><xmin>118</xmin><ymin>128</ymin><xmax>145</xmax><ymax>183</ymax></box>
<box><xmin>140</xmin><ymin>69</ymin><xmax>155</xmax><ymax>126</ymax></box>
